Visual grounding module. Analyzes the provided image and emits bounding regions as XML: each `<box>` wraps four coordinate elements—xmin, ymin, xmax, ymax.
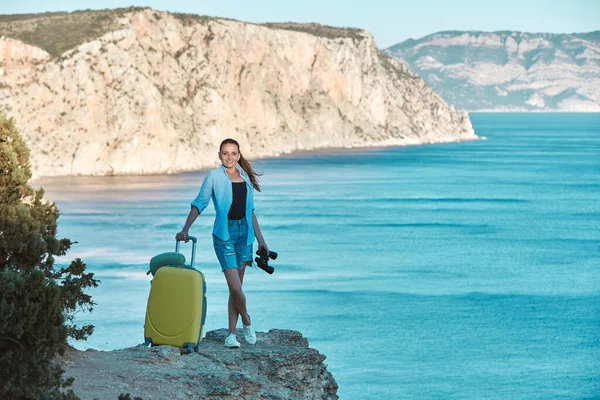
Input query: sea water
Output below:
<box><xmin>38</xmin><ymin>113</ymin><xmax>600</xmax><ymax>399</ymax></box>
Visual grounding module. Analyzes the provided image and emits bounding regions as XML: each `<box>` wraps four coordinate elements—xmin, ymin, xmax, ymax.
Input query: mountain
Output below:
<box><xmin>384</xmin><ymin>31</ymin><xmax>600</xmax><ymax>112</ymax></box>
<box><xmin>0</xmin><ymin>8</ymin><xmax>475</xmax><ymax>179</ymax></box>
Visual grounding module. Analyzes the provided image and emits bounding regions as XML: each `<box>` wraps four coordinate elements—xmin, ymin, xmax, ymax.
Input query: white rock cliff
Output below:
<box><xmin>0</xmin><ymin>9</ymin><xmax>475</xmax><ymax>178</ymax></box>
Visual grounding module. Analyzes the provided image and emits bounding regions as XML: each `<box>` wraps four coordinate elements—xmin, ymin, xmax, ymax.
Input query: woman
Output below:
<box><xmin>176</xmin><ymin>138</ymin><xmax>269</xmax><ymax>348</ymax></box>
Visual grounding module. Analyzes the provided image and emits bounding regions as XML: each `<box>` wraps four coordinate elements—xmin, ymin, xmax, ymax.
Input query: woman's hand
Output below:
<box><xmin>176</xmin><ymin>230</ymin><xmax>189</xmax><ymax>242</ymax></box>
<box><xmin>258</xmin><ymin>241</ymin><xmax>269</xmax><ymax>255</ymax></box>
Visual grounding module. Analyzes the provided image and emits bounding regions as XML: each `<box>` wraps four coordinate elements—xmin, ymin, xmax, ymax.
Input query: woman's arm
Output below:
<box><xmin>176</xmin><ymin>172</ymin><xmax>213</xmax><ymax>242</ymax></box>
<box><xmin>176</xmin><ymin>207</ymin><xmax>200</xmax><ymax>242</ymax></box>
<box><xmin>251</xmin><ymin>210</ymin><xmax>268</xmax><ymax>252</ymax></box>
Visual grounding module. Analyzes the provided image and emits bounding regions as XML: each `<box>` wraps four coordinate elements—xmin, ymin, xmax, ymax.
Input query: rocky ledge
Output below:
<box><xmin>57</xmin><ymin>329</ymin><xmax>338</xmax><ymax>400</ymax></box>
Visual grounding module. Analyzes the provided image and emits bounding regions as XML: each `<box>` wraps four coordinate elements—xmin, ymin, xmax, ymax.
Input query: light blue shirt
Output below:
<box><xmin>191</xmin><ymin>164</ymin><xmax>255</xmax><ymax>246</ymax></box>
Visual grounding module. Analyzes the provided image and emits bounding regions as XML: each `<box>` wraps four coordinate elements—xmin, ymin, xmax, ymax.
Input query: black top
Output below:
<box><xmin>228</xmin><ymin>182</ymin><xmax>247</xmax><ymax>220</ymax></box>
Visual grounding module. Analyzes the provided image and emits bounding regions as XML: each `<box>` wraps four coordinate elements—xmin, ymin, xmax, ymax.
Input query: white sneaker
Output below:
<box><xmin>243</xmin><ymin>323</ymin><xmax>257</xmax><ymax>345</ymax></box>
<box><xmin>224</xmin><ymin>333</ymin><xmax>240</xmax><ymax>348</ymax></box>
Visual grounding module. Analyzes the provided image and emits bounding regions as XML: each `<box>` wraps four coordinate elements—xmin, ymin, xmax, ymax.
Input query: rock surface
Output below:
<box><xmin>0</xmin><ymin>8</ymin><xmax>475</xmax><ymax>179</ymax></box>
<box><xmin>385</xmin><ymin>31</ymin><xmax>600</xmax><ymax>111</ymax></box>
<box><xmin>57</xmin><ymin>329</ymin><xmax>338</xmax><ymax>400</ymax></box>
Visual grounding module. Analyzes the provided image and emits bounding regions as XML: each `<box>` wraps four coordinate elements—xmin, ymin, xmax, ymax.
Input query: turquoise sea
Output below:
<box><xmin>39</xmin><ymin>113</ymin><xmax>600</xmax><ymax>399</ymax></box>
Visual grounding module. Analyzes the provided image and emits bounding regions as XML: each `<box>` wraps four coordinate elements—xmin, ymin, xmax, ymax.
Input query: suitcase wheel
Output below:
<box><xmin>183</xmin><ymin>343</ymin><xmax>194</xmax><ymax>354</ymax></box>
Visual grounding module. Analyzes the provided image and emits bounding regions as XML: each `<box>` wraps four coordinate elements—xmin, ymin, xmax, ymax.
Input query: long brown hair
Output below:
<box><xmin>220</xmin><ymin>138</ymin><xmax>262</xmax><ymax>192</ymax></box>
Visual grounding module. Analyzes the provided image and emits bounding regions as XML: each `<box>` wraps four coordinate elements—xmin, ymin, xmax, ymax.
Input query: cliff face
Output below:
<box><xmin>0</xmin><ymin>9</ymin><xmax>475</xmax><ymax>178</ymax></box>
<box><xmin>385</xmin><ymin>31</ymin><xmax>600</xmax><ymax>112</ymax></box>
<box><xmin>58</xmin><ymin>329</ymin><xmax>338</xmax><ymax>399</ymax></box>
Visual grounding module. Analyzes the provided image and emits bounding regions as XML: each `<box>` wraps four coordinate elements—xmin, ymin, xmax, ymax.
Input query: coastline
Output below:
<box><xmin>267</xmin><ymin>135</ymin><xmax>481</xmax><ymax>160</ymax></box>
<box><xmin>31</xmin><ymin>135</ymin><xmax>479</xmax><ymax>183</ymax></box>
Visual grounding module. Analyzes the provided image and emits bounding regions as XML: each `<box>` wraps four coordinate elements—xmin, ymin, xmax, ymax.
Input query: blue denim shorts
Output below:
<box><xmin>213</xmin><ymin>219</ymin><xmax>253</xmax><ymax>272</ymax></box>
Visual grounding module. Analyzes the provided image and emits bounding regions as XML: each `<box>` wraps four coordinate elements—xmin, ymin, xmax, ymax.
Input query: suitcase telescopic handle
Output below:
<box><xmin>175</xmin><ymin>235</ymin><xmax>197</xmax><ymax>269</ymax></box>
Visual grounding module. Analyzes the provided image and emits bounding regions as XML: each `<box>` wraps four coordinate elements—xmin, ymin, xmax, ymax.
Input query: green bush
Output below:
<box><xmin>0</xmin><ymin>109</ymin><xmax>98</xmax><ymax>398</ymax></box>
<box><xmin>0</xmin><ymin>269</ymin><xmax>77</xmax><ymax>399</ymax></box>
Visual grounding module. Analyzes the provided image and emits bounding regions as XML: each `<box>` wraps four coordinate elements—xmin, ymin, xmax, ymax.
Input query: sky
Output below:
<box><xmin>1</xmin><ymin>0</ymin><xmax>599</xmax><ymax>48</ymax></box>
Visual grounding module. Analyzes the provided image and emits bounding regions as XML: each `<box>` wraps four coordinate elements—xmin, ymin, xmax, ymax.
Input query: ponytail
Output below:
<box><xmin>220</xmin><ymin>138</ymin><xmax>262</xmax><ymax>192</ymax></box>
<box><xmin>238</xmin><ymin>153</ymin><xmax>262</xmax><ymax>192</ymax></box>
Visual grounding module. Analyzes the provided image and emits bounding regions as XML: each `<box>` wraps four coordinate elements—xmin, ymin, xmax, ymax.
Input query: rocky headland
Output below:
<box><xmin>0</xmin><ymin>8</ymin><xmax>475</xmax><ymax>179</ymax></box>
<box><xmin>57</xmin><ymin>329</ymin><xmax>338</xmax><ymax>400</ymax></box>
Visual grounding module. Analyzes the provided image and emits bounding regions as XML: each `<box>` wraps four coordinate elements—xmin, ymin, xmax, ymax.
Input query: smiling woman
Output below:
<box><xmin>175</xmin><ymin>138</ymin><xmax>269</xmax><ymax>349</ymax></box>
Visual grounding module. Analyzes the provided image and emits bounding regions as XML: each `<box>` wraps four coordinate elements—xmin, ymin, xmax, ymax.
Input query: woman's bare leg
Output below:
<box><xmin>227</xmin><ymin>263</ymin><xmax>249</xmax><ymax>332</ymax></box>
<box><xmin>227</xmin><ymin>295</ymin><xmax>236</xmax><ymax>334</ymax></box>
<box><xmin>238</xmin><ymin>263</ymin><xmax>250</xmax><ymax>325</ymax></box>
<box><xmin>224</xmin><ymin>264</ymin><xmax>250</xmax><ymax>334</ymax></box>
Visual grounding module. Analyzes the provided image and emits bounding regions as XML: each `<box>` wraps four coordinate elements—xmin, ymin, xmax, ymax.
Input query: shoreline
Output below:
<box><xmin>31</xmin><ymin>135</ymin><xmax>479</xmax><ymax>184</ymax></box>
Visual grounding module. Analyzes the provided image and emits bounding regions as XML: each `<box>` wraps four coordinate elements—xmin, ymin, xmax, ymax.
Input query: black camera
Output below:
<box><xmin>255</xmin><ymin>249</ymin><xmax>278</xmax><ymax>274</ymax></box>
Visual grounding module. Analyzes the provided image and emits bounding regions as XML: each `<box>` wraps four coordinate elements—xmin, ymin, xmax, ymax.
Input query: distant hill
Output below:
<box><xmin>384</xmin><ymin>31</ymin><xmax>600</xmax><ymax>111</ymax></box>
